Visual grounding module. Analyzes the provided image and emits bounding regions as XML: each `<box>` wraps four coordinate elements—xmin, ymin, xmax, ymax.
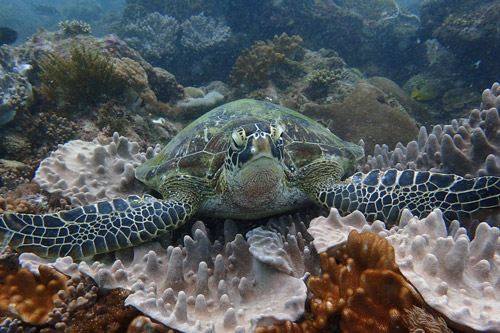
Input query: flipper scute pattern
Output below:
<box><xmin>320</xmin><ymin>169</ymin><xmax>500</xmax><ymax>224</ymax></box>
<box><xmin>0</xmin><ymin>195</ymin><xmax>190</xmax><ymax>258</ymax></box>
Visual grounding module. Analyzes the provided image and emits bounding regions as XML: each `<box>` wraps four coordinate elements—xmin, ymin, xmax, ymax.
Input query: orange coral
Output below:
<box><xmin>127</xmin><ymin>315</ymin><xmax>178</xmax><ymax>333</ymax></box>
<box><xmin>229</xmin><ymin>33</ymin><xmax>303</xmax><ymax>87</ymax></box>
<box><xmin>257</xmin><ymin>230</ymin><xmax>450</xmax><ymax>333</ymax></box>
<box><xmin>0</xmin><ymin>264</ymin><xmax>69</xmax><ymax>325</ymax></box>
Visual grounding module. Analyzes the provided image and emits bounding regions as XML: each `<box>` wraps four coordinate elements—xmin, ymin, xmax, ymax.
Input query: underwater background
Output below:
<box><xmin>1</xmin><ymin>0</ymin><xmax>500</xmax><ymax>332</ymax></box>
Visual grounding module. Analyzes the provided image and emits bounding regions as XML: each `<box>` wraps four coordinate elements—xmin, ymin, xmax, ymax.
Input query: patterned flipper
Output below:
<box><xmin>0</xmin><ymin>195</ymin><xmax>193</xmax><ymax>258</ymax></box>
<box><xmin>318</xmin><ymin>169</ymin><xmax>500</xmax><ymax>225</ymax></box>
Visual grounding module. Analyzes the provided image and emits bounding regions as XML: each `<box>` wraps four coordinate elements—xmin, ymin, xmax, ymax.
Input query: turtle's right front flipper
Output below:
<box><xmin>0</xmin><ymin>194</ymin><xmax>196</xmax><ymax>259</ymax></box>
<box><xmin>324</xmin><ymin>169</ymin><xmax>500</xmax><ymax>224</ymax></box>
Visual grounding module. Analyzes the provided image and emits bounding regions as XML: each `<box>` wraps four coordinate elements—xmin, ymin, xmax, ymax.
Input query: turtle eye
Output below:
<box><xmin>231</xmin><ymin>127</ymin><xmax>247</xmax><ymax>147</ymax></box>
<box><xmin>270</xmin><ymin>123</ymin><xmax>284</xmax><ymax>141</ymax></box>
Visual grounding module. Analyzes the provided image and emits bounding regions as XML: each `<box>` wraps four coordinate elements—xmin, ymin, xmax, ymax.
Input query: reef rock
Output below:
<box><xmin>303</xmin><ymin>80</ymin><xmax>418</xmax><ymax>153</ymax></box>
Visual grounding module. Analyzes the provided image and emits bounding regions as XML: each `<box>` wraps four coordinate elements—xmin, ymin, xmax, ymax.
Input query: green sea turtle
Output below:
<box><xmin>1</xmin><ymin>99</ymin><xmax>500</xmax><ymax>259</ymax></box>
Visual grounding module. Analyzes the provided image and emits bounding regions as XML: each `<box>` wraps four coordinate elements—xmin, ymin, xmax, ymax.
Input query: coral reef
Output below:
<box><xmin>127</xmin><ymin>315</ymin><xmax>174</xmax><ymax>332</ymax></box>
<box><xmin>308</xmin><ymin>208</ymin><xmax>500</xmax><ymax>332</ymax></box>
<box><xmin>0</xmin><ymin>262</ymin><xmax>69</xmax><ymax>325</ymax></box>
<box><xmin>419</xmin><ymin>0</ymin><xmax>500</xmax><ymax>88</ymax></box>
<box><xmin>58</xmin><ymin>20</ymin><xmax>92</xmax><ymax>37</ymax></box>
<box><xmin>38</xmin><ymin>44</ymin><xmax>125</xmax><ymax>106</ymax></box>
<box><xmin>303</xmin><ymin>80</ymin><xmax>419</xmax><ymax>153</ymax></box>
<box><xmin>19</xmin><ymin>219</ymin><xmax>308</xmax><ymax>332</ymax></box>
<box><xmin>180</xmin><ymin>13</ymin><xmax>231</xmax><ymax>51</ymax></box>
<box><xmin>246</xmin><ymin>213</ymin><xmax>318</xmax><ymax>277</ymax></box>
<box><xmin>62</xmin><ymin>288</ymin><xmax>138</xmax><ymax>332</ymax></box>
<box><xmin>362</xmin><ymin>82</ymin><xmax>500</xmax><ymax>179</ymax></box>
<box><xmin>229</xmin><ymin>33</ymin><xmax>304</xmax><ymax>88</ymax></box>
<box><xmin>0</xmin><ymin>45</ymin><xmax>32</xmax><ymax>127</ymax></box>
<box><xmin>120</xmin><ymin>12</ymin><xmax>179</xmax><ymax>63</ymax></box>
<box><xmin>34</xmin><ymin>133</ymin><xmax>161</xmax><ymax>206</ymax></box>
<box><xmin>258</xmin><ymin>230</ymin><xmax>448</xmax><ymax>332</ymax></box>
<box><xmin>305</xmin><ymin>69</ymin><xmax>342</xmax><ymax>100</ymax></box>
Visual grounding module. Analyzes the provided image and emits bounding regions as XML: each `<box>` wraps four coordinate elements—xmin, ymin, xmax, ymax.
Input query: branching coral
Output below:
<box><xmin>120</xmin><ymin>12</ymin><xmax>179</xmax><ymax>63</ymax></box>
<box><xmin>0</xmin><ymin>264</ymin><xmax>69</xmax><ymax>325</ymax></box>
<box><xmin>37</xmin><ymin>44</ymin><xmax>125</xmax><ymax>106</ymax></box>
<box><xmin>58</xmin><ymin>20</ymin><xmax>92</xmax><ymax>37</ymax></box>
<box><xmin>0</xmin><ymin>45</ymin><xmax>32</xmax><ymax>126</ymax></box>
<box><xmin>180</xmin><ymin>13</ymin><xmax>231</xmax><ymax>51</ymax></box>
<box><xmin>229</xmin><ymin>33</ymin><xmax>304</xmax><ymax>88</ymax></box>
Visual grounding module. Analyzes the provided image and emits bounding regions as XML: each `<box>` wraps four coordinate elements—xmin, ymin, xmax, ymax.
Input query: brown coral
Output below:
<box><xmin>229</xmin><ymin>33</ymin><xmax>304</xmax><ymax>88</ymax></box>
<box><xmin>0</xmin><ymin>264</ymin><xmax>69</xmax><ymax>325</ymax></box>
<box><xmin>257</xmin><ymin>230</ymin><xmax>450</xmax><ymax>333</ymax></box>
<box><xmin>63</xmin><ymin>288</ymin><xmax>139</xmax><ymax>332</ymax></box>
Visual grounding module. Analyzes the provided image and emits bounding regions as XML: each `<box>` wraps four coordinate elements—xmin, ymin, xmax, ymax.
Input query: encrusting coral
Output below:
<box><xmin>0</xmin><ymin>261</ymin><xmax>69</xmax><ymax>325</ymax></box>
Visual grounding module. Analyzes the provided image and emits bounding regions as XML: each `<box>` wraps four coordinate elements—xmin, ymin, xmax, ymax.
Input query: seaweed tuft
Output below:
<box><xmin>37</xmin><ymin>45</ymin><xmax>125</xmax><ymax>107</ymax></box>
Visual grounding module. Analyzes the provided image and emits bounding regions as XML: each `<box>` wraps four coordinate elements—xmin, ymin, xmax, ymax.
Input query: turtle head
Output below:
<box><xmin>225</xmin><ymin>122</ymin><xmax>284</xmax><ymax>172</ymax></box>
<box><xmin>224</xmin><ymin>122</ymin><xmax>286</xmax><ymax>204</ymax></box>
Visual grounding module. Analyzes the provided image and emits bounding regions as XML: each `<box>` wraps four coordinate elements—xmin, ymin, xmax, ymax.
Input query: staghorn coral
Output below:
<box><xmin>34</xmin><ymin>133</ymin><xmax>161</xmax><ymax>206</ymax></box>
<box><xmin>180</xmin><ymin>13</ymin><xmax>231</xmax><ymax>51</ymax></box>
<box><xmin>229</xmin><ymin>33</ymin><xmax>304</xmax><ymax>88</ymax></box>
<box><xmin>0</xmin><ymin>263</ymin><xmax>69</xmax><ymax>325</ymax></box>
<box><xmin>38</xmin><ymin>44</ymin><xmax>125</xmax><ymax>106</ymax></box>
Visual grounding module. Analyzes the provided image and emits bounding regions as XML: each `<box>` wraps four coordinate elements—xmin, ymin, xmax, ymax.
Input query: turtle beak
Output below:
<box><xmin>250</xmin><ymin>136</ymin><xmax>273</xmax><ymax>157</ymax></box>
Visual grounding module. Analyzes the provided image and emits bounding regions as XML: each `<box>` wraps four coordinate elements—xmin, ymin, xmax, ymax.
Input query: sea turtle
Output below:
<box><xmin>1</xmin><ymin>99</ymin><xmax>500</xmax><ymax>259</ymax></box>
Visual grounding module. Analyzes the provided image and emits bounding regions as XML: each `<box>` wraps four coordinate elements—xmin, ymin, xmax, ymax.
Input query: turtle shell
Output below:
<box><xmin>136</xmin><ymin>99</ymin><xmax>364</xmax><ymax>191</ymax></box>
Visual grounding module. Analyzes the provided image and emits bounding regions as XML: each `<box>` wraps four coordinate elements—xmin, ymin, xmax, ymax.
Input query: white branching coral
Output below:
<box><xmin>122</xmin><ymin>12</ymin><xmax>179</xmax><ymax>61</ymax></box>
<box><xmin>180</xmin><ymin>13</ymin><xmax>231</xmax><ymax>51</ymax></box>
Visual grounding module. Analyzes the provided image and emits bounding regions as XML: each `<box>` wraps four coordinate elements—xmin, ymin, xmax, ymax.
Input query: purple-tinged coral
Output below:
<box><xmin>308</xmin><ymin>208</ymin><xmax>500</xmax><ymax>332</ymax></box>
<box><xmin>362</xmin><ymin>82</ymin><xmax>500</xmax><ymax>178</ymax></box>
<box><xmin>20</xmin><ymin>220</ymin><xmax>307</xmax><ymax>332</ymax></box>
<box><xmin>246</xmin><ymin>214</ymin><xmax>318</xmax><ymax>277</ymax></box>
<box><xmin>34</xmin><ymin>133</ymin><xmax>160</xmax><ymax>206</ymax></box>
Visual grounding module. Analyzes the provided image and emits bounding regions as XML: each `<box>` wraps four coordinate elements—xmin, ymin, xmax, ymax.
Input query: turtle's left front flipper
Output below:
<box><xmin>0</xmin><ymin>194</ymin><xmax>197</xmax><ymax>259</ymax></box>
<box><xmin>311</xmin><ymin>169</ymin><xmax>500</xmax><ymax>225</ymax></box>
